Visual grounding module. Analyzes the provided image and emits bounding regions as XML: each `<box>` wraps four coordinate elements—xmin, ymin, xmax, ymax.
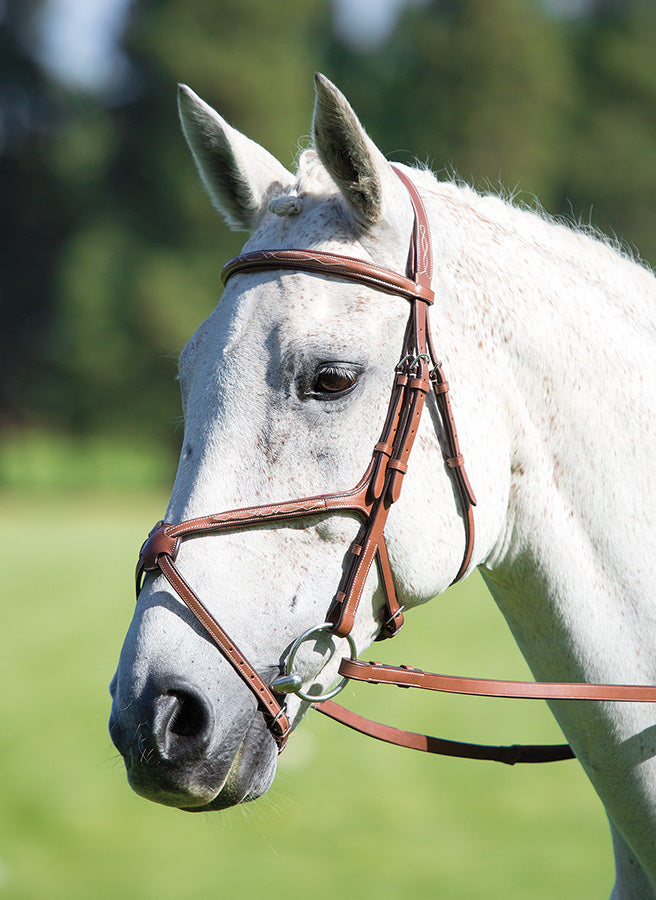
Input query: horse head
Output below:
<box><xmin>108</xmin><ymin>75</ymin><xmax>502</xmax><ymax>811</ymax></box>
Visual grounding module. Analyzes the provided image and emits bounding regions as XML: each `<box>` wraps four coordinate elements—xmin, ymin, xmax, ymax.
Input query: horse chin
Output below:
<box><xmin>181</xmin><ymin>735</ymin><xmax>278</xmax><ymax>813</ymax></box>
<box><xmin>122</xmin><ymin>711</ymin><xmax>278</xmax><ymax>813</ymax></box>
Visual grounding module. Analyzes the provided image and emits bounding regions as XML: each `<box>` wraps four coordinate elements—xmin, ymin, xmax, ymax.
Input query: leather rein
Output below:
<box><xmin>136</xmin><ymin>167</ymin><xmax>656</xmax><ymax>764</ymax></box>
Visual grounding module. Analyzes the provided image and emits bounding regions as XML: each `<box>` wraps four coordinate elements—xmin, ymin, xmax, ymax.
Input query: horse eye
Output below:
<box><xmin>312</xmin><ymin>365</ymin><xmax>358</xmax><ymax>395</ymax></box>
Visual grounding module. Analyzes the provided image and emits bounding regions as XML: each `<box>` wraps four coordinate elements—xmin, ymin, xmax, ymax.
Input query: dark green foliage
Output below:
<box><xmin>1</xmin><ymin>0</ymin><xmax>655</xmax><ymax>448</ymax></box>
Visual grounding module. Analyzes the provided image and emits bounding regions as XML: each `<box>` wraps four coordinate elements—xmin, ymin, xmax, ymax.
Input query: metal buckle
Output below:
<box><xmin>396</xmin><ymin>353</ymin><xmax>430</xmax><ymax>373</ymax></box>
<box><xmin>271</xmin><ymin>623</ymin><xmax>358</xmax><ymax>703</ymax></box>
<box><xmin>269</xmin><ymin>707</ymin><xmax>292</xmax><ymax>752</ymax></box>
<box><xmin>429</xmin><ymin>361</ymin><xmax>444</xmax><ymax>381</ymax></box>
<box><xmin>385</xmin><ymin>605</ymin><xmax>405</xmax><ymax>627</ymax></box>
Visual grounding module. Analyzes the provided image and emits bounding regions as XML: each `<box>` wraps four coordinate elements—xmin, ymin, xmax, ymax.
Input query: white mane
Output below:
<box><xmin>285</xmin><ymin>150</ymin><xmax>656</xmax><ymax>330</ymax></box>
<box><xmin>405</xmin><ymin>166</ymin><xmax>656</xmax><ymax>328</ymax></box>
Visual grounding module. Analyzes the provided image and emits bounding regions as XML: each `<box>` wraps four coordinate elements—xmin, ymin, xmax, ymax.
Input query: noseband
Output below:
<box><xmin>136</xmin><ymin>168</ymin><xmax>656</xmax><ymax>761</ymax></box>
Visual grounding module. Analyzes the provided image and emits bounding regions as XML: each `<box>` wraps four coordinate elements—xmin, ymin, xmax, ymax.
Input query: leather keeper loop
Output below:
<box><xmin>387</xmin><ymin>459</ymin><xmax>409</xmax><ymax>475</ymax></box>
<box><xmin>408</xmin><ymin>376</ymin><xmax>430</xmax><ymax>393</ymax></box>
<box><xmin>140</xmin><ymin>522</ymin><xmax>180</xmax><ymax>571</ymax></box>
<box><xmin>447</xmin><ymin>454</ymin><xmax>465</xmax><ymax>469</ymax></box>
<box><xmin>431</xmin><ymin>380</ymin><xmax>450</xmax><ymax>394</ymax></box>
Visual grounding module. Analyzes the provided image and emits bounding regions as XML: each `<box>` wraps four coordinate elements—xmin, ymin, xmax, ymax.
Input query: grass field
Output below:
<box><xmin>0</xmin><ymin>487</ymin><xmax>614</xmax><ymax>899</ymax></box>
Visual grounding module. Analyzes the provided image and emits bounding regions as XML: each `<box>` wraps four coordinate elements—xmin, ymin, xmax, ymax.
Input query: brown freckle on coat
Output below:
<box><xmin>553</xmin><ymin>456</ymin><xmax>564</xmax><ymax>490</ymax></box>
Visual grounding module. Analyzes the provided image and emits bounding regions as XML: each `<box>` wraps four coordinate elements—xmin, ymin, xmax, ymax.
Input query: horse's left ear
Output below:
<box><xmin>178</xmin><ymin>84</ymin><xmax>294</xmax><ymax>231</ymax></box>
<box><xmin>312</xmin><ymin>73</ymin><xmax>405</xmax><ymax>229</ymax></box>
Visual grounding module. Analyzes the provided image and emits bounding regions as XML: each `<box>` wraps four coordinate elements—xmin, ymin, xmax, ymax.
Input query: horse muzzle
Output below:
<box><xmin>108</xmin><ymin>676</ymin><xmax>278</xmax><ymax>810</ymax></box>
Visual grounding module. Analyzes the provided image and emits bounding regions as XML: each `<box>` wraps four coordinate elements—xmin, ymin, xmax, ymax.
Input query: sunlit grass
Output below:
<box><xmin>0</xmin><ymin>430</ymin><xmax>176</xmax><ymax>490</ymax></box>
<box><xmin>0</xmin><ymin>487</ymin><xmax>612</xmax><ymax>900</ymax></box>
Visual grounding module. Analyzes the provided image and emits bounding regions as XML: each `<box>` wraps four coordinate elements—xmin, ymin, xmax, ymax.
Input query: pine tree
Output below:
<box><xmin>564</xmin><ymin>2</ymin><xmax>656</xmax><ymax>264</ymax></box>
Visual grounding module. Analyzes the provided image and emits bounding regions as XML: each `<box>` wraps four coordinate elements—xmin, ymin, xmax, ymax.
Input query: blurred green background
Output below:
<box><xmin>2</xmin><ymin>0</ymin><xmax>655</xmax><ymax>897</ymax></box>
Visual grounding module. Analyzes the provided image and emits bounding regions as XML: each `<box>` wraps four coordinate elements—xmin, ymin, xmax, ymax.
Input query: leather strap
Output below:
<box><xmin>310</xmin><ymin>658</ymin><xmax>656</xmax><ymax>763</ymax></box>
<box><xmin>429</xmin><ymin>362</ymin><xmax>477</xmax><ymax>582</ymax></box>
<box><xmin>137</xmin><ymin>521</ymin><xmax>292</xmax><ymax>749</ymax></box>
<box><xmin>221</xmin><ymin>249</ymin><xmax>435</xmax><ymax>305</ymax></box>
<box><xmin>135</xmin><ymin>167</ymin><xmax>656</xmax><ymax>765</ymax></box>
<box><xmin>338</xmin><ymin>658</ymin><xmax>656</xmax><ymax>702</ymax></box>
<box><xmin>314</xmin><ymin>699</ymin><xmax>575</xmax><ymax>764</ymax></box>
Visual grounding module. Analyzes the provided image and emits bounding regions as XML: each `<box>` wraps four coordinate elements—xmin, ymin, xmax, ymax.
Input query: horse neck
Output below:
<box><xmin>431</xmin><ymin>182</ymin><xmax>656</xmax><ymax>684</ymax></box>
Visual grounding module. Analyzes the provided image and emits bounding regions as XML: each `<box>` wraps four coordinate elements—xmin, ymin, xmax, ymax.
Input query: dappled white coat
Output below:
<box><xmin>110</xmin><ymin>75</ymin><xmax>656</xmax><ymax>899</ymax></box>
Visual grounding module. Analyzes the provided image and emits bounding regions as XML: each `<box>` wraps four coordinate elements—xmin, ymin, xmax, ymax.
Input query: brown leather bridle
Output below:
<box><xmin>136</xmin><ymin>167</ymin><xmax>656</xmax><ymax>765</ymax></box>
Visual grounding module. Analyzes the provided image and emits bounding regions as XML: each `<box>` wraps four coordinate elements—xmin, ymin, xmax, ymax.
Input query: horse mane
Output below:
<box><xmin>285</xmin><ymin>150</ymin><xmax>655</xmax><ymax>327</ymax></box>
<box><xmin>409</xmin><ymin>165</ymin><xmax>656</xmax><ymax>328</ymax></box>
<box><xmin>295</xmin><ymin>149</ymin><xmax>341</xmax><ymax>199</ymax></box>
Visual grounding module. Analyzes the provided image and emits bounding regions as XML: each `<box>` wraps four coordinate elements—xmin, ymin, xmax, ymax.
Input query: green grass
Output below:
<box><xmin>0</xmin><ymin>488</ymin><xmax>613</xmax><ymax>900</ymax></box>
<box><xmin>0</xmin><ymin>430</ymin><xmax>175</xmax><ymax>490</ymax></box>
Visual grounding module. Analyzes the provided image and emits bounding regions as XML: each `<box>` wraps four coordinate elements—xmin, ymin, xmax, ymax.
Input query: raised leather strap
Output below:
<box><xmin>314</xmin><ymin>699</ymin><xmax>575</xmax><ymax>764</ymax></box>
<box><xmin>137</xmin><ymin>521</ymin><xmax>291</xmax><ymax>749</ymax></box>
<box><xmin>135</xmin><ymin>169</ymin><xmax>479</xmax><ymax>753</ymax></box>
<box><xmin>392</xmin><ymin>166</ymin><xmax>433</xmax><ymax>290</ymax></box>
<box><xmin>338</xmin><ymin>658</ymin><xmax>656</xmax><ymax>702</ymax></box>
<box><xmin>221</xmin><ymin>248</ymin><xmax>435</xmax><ymax>305</ymax></box>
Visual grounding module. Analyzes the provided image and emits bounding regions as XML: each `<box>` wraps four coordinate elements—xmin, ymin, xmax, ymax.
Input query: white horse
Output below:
<box><xmin>109</xmin><ymin>74</ymin><xmax>656</xmax><ymax>898</ymax></box>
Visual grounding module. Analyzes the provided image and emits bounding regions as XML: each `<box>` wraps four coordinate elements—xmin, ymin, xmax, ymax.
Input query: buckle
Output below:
<box><xmin>396</xmin><ymin>353</ymin><xmax>430</xmax><ymax>373</ymax></box>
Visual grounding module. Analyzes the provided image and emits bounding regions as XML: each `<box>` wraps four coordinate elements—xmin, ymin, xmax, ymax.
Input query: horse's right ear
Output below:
<box><xmin>178</xmin><ymin>85</ymin><xmax>294</xmax><ymax>231</ymax></box>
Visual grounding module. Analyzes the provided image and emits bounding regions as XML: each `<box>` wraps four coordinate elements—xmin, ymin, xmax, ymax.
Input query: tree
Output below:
<box><xmin>563</xmin><ymin>2</ymin><xmax>656</xmax><ymax>264</ymax></box>
<box><xmin>45</xmin><ymin>0</ymin><xmax>327</xmax><ymax>437</ymax></box>
<box><xmin>0</xmin><ymin>0</ymin><xmax>75</xmax><ymax>427</ymax></box>
<box><xmin>323</xmin><ymin>0</ymin><xmax>573</xmax><ymax>209</ymax></box>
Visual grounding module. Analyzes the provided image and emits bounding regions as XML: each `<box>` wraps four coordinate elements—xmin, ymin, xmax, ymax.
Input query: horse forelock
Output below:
<box><xmin>295</xmin><ymin>148</ymin><xmax>340</xmax><ymax>196</ymax></box>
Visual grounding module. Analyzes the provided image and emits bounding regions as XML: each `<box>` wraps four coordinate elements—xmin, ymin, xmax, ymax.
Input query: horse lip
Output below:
<box><xmin>120</xmin><ymin>705</ymin><xmax>277</xmax><ymax>811</ymax></box>
<box><xmin>180</xmin><ymin>711</ymin><xmax>279</xmax><ymax>811</ymax></box>
<box><xmin>127</xmin><ymin>771</ymin><xmax>219</xmax><ymax>809</ymax></box>
<box><xmin>122</xmin><ymin>732</ymin><xmax>244</xmax><ymax>809</ymax></box>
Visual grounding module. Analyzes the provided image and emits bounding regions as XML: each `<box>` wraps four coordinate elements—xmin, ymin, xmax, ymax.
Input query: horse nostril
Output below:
<box><xmin>169</xmin><ymin>692</ymin><xmax>207</xmax><ymax>737</ymax></box>
<box><xmin>154</xmin><ymin>687</ymin><xmax>213</xmax><ymax>761</ymax></box>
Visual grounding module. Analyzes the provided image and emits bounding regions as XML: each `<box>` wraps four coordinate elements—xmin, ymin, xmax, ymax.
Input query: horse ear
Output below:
<box><xmin>312</xmin><ymin>73</ymin><xmax>401</xmax><ymax>229</ymax></box>
<box><xmin>177</xmin><ymin>84</ymin><xmax>294</xmax><ymax>231</ymax></box>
